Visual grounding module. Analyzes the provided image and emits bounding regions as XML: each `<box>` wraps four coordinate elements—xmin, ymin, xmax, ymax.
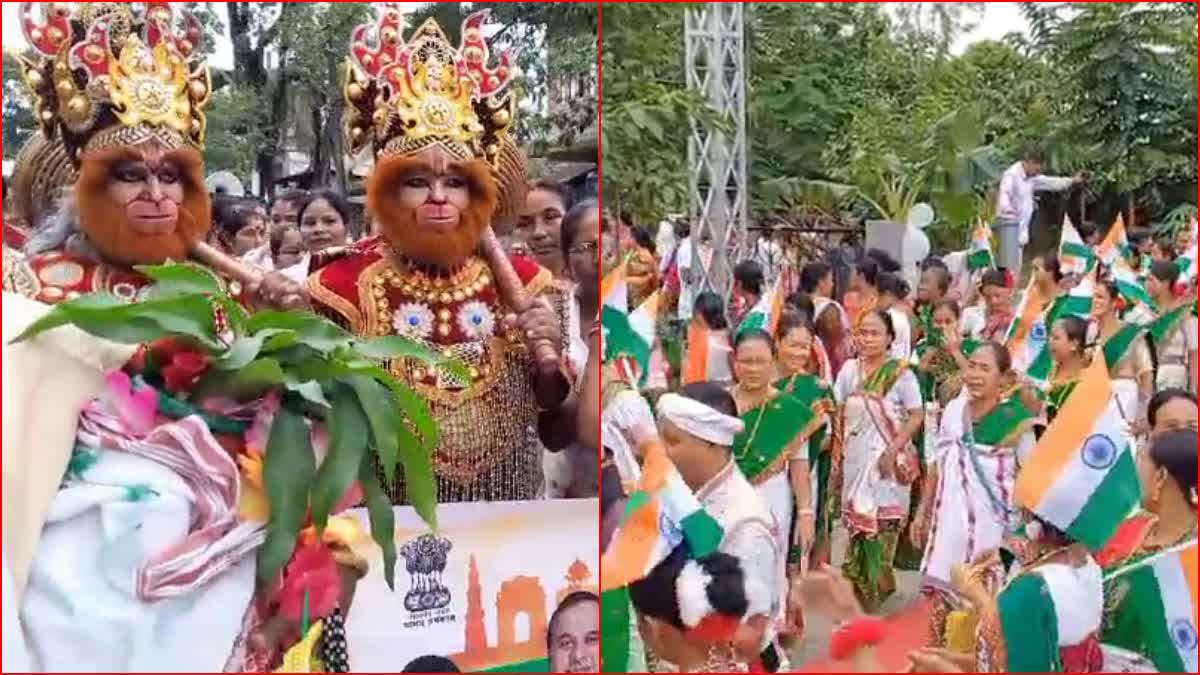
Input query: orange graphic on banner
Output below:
<box><xmin>450</xmin><ymin>556</ymin><xmax>596</xmax><ymax>671</ymax></box>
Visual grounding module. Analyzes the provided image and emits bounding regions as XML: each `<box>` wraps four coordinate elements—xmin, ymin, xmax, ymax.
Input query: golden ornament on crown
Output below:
<box><xmin>343</xmin><ymin>4</ymin><xmax>519</xmax><ymax>169</ymax></box>
<box><xmin>16</xmin><ymin>2</ymin><xmax>212</xmax><ymax>164</ymax></box>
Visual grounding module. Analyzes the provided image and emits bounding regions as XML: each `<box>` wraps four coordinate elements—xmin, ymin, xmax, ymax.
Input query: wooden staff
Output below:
<box><xmin>477</xmin><ymin>226</ymin><xmax>560</xmax><ymax>372</ymax></box>
<box><xmin>190</xmin><ymin>241</ymin><xmax>308</xmax><ymax>310</ymax></box>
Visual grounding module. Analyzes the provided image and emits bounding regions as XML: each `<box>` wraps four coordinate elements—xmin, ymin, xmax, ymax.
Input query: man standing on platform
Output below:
<box><xmin>993</xmin><ymin>143</ymin><xmax>1086</xmax><ymax>273</ymax></box>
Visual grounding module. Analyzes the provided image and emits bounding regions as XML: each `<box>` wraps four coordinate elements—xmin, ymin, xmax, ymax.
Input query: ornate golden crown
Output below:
<box><xmin>17</xmin><ymin>2</ymin><xmax>212</xmax><ymax>164</ymax></box>
<box><xmin>344</xmin><ymin>5</ymin><xmax>518</xmax><ymax>166</ymax></box>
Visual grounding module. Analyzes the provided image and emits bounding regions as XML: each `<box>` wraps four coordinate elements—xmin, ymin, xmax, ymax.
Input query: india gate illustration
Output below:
<box><xmin>450</xmin><ymin>555</ymin><xmax>598</xmax><ymax>670</ymax></box>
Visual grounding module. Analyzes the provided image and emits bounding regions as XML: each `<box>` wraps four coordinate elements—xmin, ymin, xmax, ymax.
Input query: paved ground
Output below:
<box><xmin>787</xmin><ymin>527</ymin><xmax>922</xmax><ymax>669</ymax></box>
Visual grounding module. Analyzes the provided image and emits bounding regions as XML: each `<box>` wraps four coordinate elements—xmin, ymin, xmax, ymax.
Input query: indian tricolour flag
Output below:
<box><xmin>1005</xmin><ymin>279</ymin><xmax>1052</xmax><ymax>384</ymax></box>
<box><xmin>601</xmin><ymin>436</ymin><xmax>723</xmax><ymax>592</ymax></box>
<box><xmin>1177</xmin><ymin>243</ymin><xmax>1198</xmax><ymax>286</ymax></box>
<box><xmin>1097</xmin><ymin>214</ymin><xmax>1130</xmax><ymax>267</ymax></box>
<box><xmin>736</xmin><ymin>275</ymin><xmax>786</xmax><ymax>338</ymax></box>
<box><xmin>1015</xmin><ymin>356</ymin><xmax>1142</xmax><ymax>551</ymax></box>
<box><xmin>1112</xmin><ymin>255</ymin><xmax>1158</xmax><ymax>313</ymax></box>
<box><xmin>610</xmin><ymin>293</ymin><xmax>659</xmax><ymax>387</ymax></box>
<box><xmin>967</xmin><ymin>221</ymin><xmax>995</xmax><ymax>271</ymax></box>
<box><xmin>1105</xmin><ymin>543</ymin><xmax>1199</xmax><ymax>673</ymax></box>
<box><xmin>1059</xmin><ymin>216</ymin><xmax>1094</xmax><ymax>276</ymax></box>
<box><xmin>600</xmin><ymin>260</ymin><xmax>628</xmax><ymax>358</ymax></box>
<box><xmin>1011</xmin><ymin>276</ymin><xmax>1094</xmax><ymax>386</ymax></box>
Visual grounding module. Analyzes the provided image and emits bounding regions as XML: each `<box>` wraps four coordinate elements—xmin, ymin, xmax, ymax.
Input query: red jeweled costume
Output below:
<box><xmin>308</xmin><ymin>240</ymin><xmax>562</xmax><ymax>503</ymax></box>
<box><xmin>307</xmin><ymin>5</ymin><xmax>562</xmax><ymax>505</ymax></box>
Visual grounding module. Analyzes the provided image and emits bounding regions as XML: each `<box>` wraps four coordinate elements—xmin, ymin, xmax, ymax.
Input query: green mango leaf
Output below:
<box><xmin>135</xmin><ymin>263</ymin><xmax>223</xmax><ymax>298</ymax></box>
<box><xmin>285</xmin><ymin>375</ymin><xmax>332</xmax><ymax>410</ymax></box>
<box><xmin>395</xmin><ymin>426</ymin><xmax>438</xmax><ymax>531</ymax></box>
<box><xmin>353</xmin><ymin>336</ymin><xmax>471</xmax><ymax>382</ymax></box>
<box><xmin>345</xmin><ymin>375</ymin><xmax>401</xmax><ymax>484</ymax></box>
<box><xmin>262</xmin><ymin>331</ymin><xmax>301</xmax><ymax>352</ymax></box>
<box><xmin>354</xmin><ymin>336</ymin><xmax>443</xmax><ymax>363</ymax></box>
<box><xmin>214</xmin><ymin>329</ymin><xmax>292</xmax><ymax>370</ymax></box>
<box><xmin>9</xmin><ymin>293</ymin><xmax>130</xmax><ymax>343</ymax></box>
<box><xmin>225</xmin><ymin>357</ymin><xmax>283</xmax><ymax>398</ymax></box>
<box><xmin>245</xmin><ymin>311</ymin><xmax>352</xmax><ymax>352</ymax></box>
<box><xmin>257</xmin><ymin>406</ymin><xmax>316</xmax><ymax>585</ymax></box>
<box><xmin>310</xmin><ymin>385</ymin><xmax>369</xmax><ymax>532</ymax></box>
<box><xmin>359</xmin><ymin>458</ymin><xmax>398</xmax><ymax>591</ymax></box>
<box><xmin>330</xmin><ymin>362</ymin><xmax>440</xmax><ymax>452</ymax></box>
<box><xmin>388</xmin><ymin>382</ymin><xmax>440</xmax><ymax>453</ymax></box>
<box><xmin>10</xmin><ymin>293</ymin><xmax>219</xmax><ymax>350</ymax></box>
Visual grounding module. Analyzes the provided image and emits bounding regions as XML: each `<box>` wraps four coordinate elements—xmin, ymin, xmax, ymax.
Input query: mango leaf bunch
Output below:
<box><xmin>11</xmin><ymin>262</ymin><xmax>460</xmax><ymax>589</ymax></box>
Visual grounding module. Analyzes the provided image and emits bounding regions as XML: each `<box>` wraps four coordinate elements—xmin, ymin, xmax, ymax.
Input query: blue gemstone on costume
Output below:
<box><xmin>410</xmin><ymin>317</ymin><xmax>420</xmax><ymax>326</ymax></box>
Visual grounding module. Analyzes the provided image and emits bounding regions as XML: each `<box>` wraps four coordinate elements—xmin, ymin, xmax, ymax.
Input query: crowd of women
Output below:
<box><xmin>601</xmin><ymin>214</ymin><xmax>1198</xmax><ymax>673</ymax></box>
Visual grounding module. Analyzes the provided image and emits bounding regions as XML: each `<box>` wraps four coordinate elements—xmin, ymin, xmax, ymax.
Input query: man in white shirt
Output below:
<box><xmin>751</xmin><ymin>227</ymin><xmax>786</xmax><ymax>286</ymax></box>
<box><xmin>993</xmin><ymin>144</ymin><xmax>1085</xmax><ymax>273</ymax></box>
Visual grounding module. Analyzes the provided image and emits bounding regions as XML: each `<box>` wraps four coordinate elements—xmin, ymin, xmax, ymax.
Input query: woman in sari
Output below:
<box><xmin>833</xmin><ymin>309</ymin><xmax>924</xmax><ymax>612</ymax></box>
<box><xmin>728</xmin><ymin>329</ymin><xmax>817</xmax><ymax>607</ymax></box>
<box><xmin>627</xmin><ymin>226</ymin><xmax>660</xmax><ymax>307</ymax></box>
<box><xmin>1146</xmin><ymin>260</ymin><xmax>1198</xmax><ymax>393</ymax></box>
<box><xmin>1099</xmin><ymin>420</ymin><xmax>1198</xmax><ymax>673</ymax></box>
<box><xmin>962</xmin><ymin>270</ymin><xmax>1016</xmax><ymax>343</ymax></box>
<box><xmin>1091</xmin><ymin>278</ymin><xmax>1154</xmax><ymax>430</ymax></box>
<box><xmin>956</xmin><ymin>518</ymin><xmax>1108</xmax><ymax>672</ymax></box>
<box><xmin>773</xmin><ymin>312</ymin><xmax>836</xmax><ymax>568</ymax></box>
<box><xmin>910</xmin><ymin>342</ymin><xmax>1036</xmax><ymax>648</ymax></box>
<box><xmin>1041</xmin><ymin>316</ymin><xmax>1090</xmax><ymax>426</ymax></box>
<box><xmin>800</xmin><ymin>262</ymin><xmax>851</xmax><ymax>378</ymax></box>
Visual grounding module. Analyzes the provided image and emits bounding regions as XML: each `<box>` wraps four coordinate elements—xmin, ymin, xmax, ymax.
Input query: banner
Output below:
<box><xmin>344</xmin><ymin>499</ymin><xmax>599</xmax><ymax>672</ymax></box>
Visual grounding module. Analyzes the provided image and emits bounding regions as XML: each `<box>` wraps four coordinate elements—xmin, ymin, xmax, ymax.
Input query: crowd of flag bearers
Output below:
<box><xmin>599</xmin><ymin>212</ymin><xmax>1199</xmax><ymax>672</ymax></box>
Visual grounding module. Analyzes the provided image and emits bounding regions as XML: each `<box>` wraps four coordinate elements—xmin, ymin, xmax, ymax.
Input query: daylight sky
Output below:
<box><xmin>4</xmin><ymin>2</ymin><xmax>1033</xmax><ymax>68</ymax></box>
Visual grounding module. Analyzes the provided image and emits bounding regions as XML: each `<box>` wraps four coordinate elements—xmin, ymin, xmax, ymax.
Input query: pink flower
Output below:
<box><xmin>277</xmin><ymin>544</ymin><xmax>341</xmax><ymax>622</ymax></box>
<box><xmin>101</xmin><ymin>371</ymin><xmax>159</xmax><ymax>436</ymax></box>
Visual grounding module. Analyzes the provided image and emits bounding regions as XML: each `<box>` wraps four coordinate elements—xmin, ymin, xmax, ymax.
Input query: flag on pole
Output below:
<box><xmin>1111</xmin><ymin>255</ymin><xmax>1158</xmax><ymax>314</ymax></box>
<box><xmin>601</xmin><ymin>436</ymin><xmax>723</xmax><ymax>592</ymax></box>
<box><xmin>736</xmin><ymin>276</ymin><xmax>786</xmax><ymax>338</ymax></box>
<box><xmin>1177</xmin><ymin>243</ymin><xmax>1198</xmax><ymax>287</ymax></box>
<box><xmin>1005</xmin><ymin>279</ymin><xmax>1054</xmax><ymax>385</ymax></box>
<box><xmin>1097</xmin><ymin>214</ymin><xmax>1130</xmax><ymax>267</ymax></box>
<box><xmin>608</xmin><ymin>292</ymin><xmax>660</xmax><ymax>387</ymax></box>
<box><xmin>600</xmin><ymin>261</ymin><xmax>629</xmax><ymax>358</ymax></box>
<box><xmin>1059</xmin><ymin>216</ymin><xmax>1094</xmax><ymax>276</ymax></box>
<box><xmin>1103</xmin><ymin>543</ymin><xmax>1199</xmax><ymax>674</ymax></box>
<box><xmin>1015</xmin><ymin>357</ymin><xmax>1142</xmax><ymax>551</ymax></box>
<box><xmin>967</xmin><ymin>221</ymin><xmax>995</xmax><ymax>271</ymax></box>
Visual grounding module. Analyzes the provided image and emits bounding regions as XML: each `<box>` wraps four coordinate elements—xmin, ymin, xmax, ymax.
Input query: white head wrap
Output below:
<box><xmin>655</xmin><ymin>393</ymin><xmax>744</xmax><ymax>447</ymax></box>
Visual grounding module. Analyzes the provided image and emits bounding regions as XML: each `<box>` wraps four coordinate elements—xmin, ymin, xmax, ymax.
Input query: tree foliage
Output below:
<box><xmin>2</xmin><ymin>53</ymin><xmax>35</xmax><ymax>160</ymax></box>
<box><xmin>604</xmin><ymin>2</ymin><xmax>1197</xmax><ymax>249</ymax></box>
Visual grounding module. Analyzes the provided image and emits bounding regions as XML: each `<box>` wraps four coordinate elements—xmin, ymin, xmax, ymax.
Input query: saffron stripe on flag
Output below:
<box><xmin>1015</xmin><ymin>358</ymin><xmax>1111</xmax><ymax>504</ymax></box>
<box><xmin>1152</xmin><ymin>546</ymin><xmax>1199</xmax><ymax>673</ymax></box>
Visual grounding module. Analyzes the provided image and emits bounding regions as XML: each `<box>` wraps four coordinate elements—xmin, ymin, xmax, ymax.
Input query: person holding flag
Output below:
<box><xmin>1091</xmin><ymin>278</ymin><xmax>1155</xmax><ymax>430</ymax></box>
<box><xmin>963</xmin><ymin>355</ymin><xmax>1143</xmax><ymax>672</ymax></box>
<box><xmin>1043</xmin><ymin>316</ymin><xmax>1091</xmax><ymax>427</ymax></box>
<box><xmin>834</xmin><ymin>309</ymin><xmax>925</xmax><ymax>612</ymax></box>
<box><xmin>1146</xmin><ymin>261</ymin><xmax>1197</xmax><ymax>393</ymax></box>
<box><xmin>1098</xmin><ymin>429</ymin><xmax>1198</xmax><ymax>673</ymax></box>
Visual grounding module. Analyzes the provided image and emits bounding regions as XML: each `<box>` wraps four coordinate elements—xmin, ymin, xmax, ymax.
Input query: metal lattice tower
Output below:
<box><xmin>685</xmin><ymin>3</ymin><xmax>749</xmax><ymax>305</ymax></box>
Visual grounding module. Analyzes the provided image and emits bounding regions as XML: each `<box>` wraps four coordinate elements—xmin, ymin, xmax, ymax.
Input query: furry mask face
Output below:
<box><xmin>367</xmin><ymin>146</ymin><xmax>498</xmax><ymax>268</ymax></box>
<box><xmin>73</xmin><ymin>143</ymin><xmax>211</xmax><ymax>266</ymax></box>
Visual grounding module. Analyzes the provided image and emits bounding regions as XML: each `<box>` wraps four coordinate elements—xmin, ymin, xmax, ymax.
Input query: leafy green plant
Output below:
<box><xmin>10</xmin><ymin>263</ymin><xmax>461</xmax><ymax>590</ymax></box>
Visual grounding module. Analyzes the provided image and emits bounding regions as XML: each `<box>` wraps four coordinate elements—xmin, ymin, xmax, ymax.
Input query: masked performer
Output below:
<box><xmin>5</xmin><ymin>3</ymin><xmax>218</xmax><ymax>305</ymax></box>
<box><xmin>253</xmin><ymin>7</ymin><xmax>570</xmax><ymax>505</ymax></box>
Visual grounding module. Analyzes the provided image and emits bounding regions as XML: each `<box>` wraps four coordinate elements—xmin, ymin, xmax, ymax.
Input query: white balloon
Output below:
<box><xmin>908</xmin><ymin>203</ymin><xmax>934</xmax><ymax>230</ymax></box>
